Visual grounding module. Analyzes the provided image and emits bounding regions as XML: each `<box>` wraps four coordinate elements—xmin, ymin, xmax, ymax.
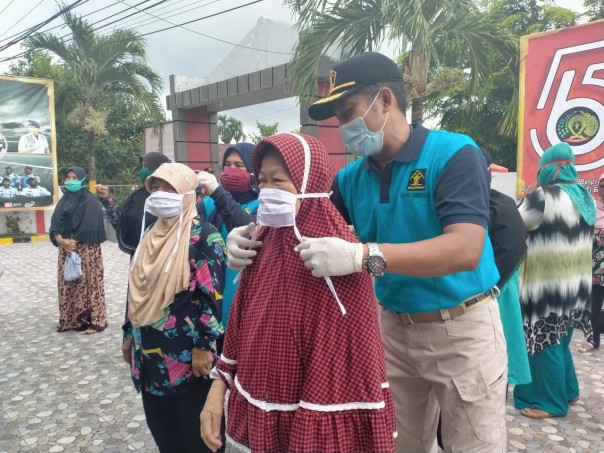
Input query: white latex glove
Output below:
<box><xmin>197</xmin><ymin>171</ymin><xmax>219</xmax><ymax>195</ymax></box>
<box><xmin>226</xmin><ymin>223</ymin><xmax>262</xmax><ymax>270</ymax></box>
<box><xmin>295</xmin><ymin>237</ymin><xmax>364</xmax><ymax>277</ymax></box>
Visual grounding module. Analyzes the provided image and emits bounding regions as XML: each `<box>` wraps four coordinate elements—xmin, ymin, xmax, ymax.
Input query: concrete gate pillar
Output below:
<box><xmin>171</xmin><ymin>107</ymin><xmax>219</xmax><ymax>173</ymax></box>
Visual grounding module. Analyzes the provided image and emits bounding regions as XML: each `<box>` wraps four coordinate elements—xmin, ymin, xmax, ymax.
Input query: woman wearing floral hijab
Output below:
<box><xmin>126</xmin><ymin>163</ymin><xmax>227</xmax><ymax>453</ymax></box>
<box><xmin>514</xmin><ymin>142</ymin><xmax>596</xmax><ymax>419</ymax></box>
<box><xmin>201</xmin><ymin>134</ymin><xmax>395</xmax><ymax>453</ymax></box>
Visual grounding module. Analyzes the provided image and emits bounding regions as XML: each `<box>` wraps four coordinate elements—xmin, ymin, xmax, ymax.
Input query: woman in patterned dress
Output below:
<box><xmin>580</xmin><ymin>171</ymin><xmax>604</xmax><ymax>353</ymax></box>
<box><xmin>514</xmin><ymin>142</ymin><xmax>596</xmax><ymax>419</ymax></box>
<box><xmin>200</xmin><ymin>134</ymin><xmax>396</xmax><ymax>453</ymax></box>
<box><xmin>125</xmin><ymin>163</ymin><xmax>227</xmax><ymax>453</ymax></box>
<box><xmin>49</xmin><ymin>166</ymin><xmax>107</xmax><ymax>333</ymax></box>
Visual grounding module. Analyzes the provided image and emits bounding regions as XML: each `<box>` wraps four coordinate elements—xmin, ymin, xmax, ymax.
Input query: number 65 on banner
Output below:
<box><xmin>530</xmin><ymin>40</ymin><xmax>604</xmax><ymax>172</ymax></box>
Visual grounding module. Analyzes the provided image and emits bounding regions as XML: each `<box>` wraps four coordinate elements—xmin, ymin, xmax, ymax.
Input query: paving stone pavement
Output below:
<box><xmin>1</xmin><ymin>241</ymin><xmax>604</xmax><ymax>453</ymax></box>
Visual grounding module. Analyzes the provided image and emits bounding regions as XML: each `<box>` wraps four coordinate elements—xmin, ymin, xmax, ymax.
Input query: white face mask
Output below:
<box><xmin>257</xmin><ymin>187</ymin><xmax>331</xmax><ymax>236</ymax></box>
<box><xmin>131</xmin><ymin>189</ymin><xmax>194</xmax><ymax>274</ymax></box>
<box><xmin>145</xmin><ymin>191</ymin><xmax>185</xmax><ymax>218</ymax></box>
<box><xmin>257</xmin><ymin>188</ymin><xmax>297</xmax><ymax>228</ymax></box>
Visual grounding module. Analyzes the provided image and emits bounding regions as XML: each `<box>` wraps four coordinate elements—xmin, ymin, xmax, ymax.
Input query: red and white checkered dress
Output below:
<box><xmin>214</xmin><ymin>134</ymin><xmax>396</xmax><ymax>452</ymax></box>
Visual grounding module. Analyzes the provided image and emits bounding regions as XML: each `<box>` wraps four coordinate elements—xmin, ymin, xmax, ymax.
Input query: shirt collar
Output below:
<box><xmin>361</xmin><ymin>123</ymin><xmax>429</xmax><ymax>170</ymax></box>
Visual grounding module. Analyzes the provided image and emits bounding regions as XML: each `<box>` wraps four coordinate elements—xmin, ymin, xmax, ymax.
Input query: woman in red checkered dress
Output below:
<box><xmin>201</xmin><ymin>133</ymin><xmax>396</xmax><ymax>453</ymax></box>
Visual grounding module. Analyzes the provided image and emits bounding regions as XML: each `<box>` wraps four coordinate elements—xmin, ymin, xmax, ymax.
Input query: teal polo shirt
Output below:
<box><xmin>333</xmin><ymin>124</ymin><xmax>499</xmax><ymax>313</ymax></box>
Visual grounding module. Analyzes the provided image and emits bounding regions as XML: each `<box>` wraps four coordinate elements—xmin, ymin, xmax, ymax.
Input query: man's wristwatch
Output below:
<box><xmin>363</xmin><ymin>243</ymin><xmax>386</xmax><ymax>277</ymax></box>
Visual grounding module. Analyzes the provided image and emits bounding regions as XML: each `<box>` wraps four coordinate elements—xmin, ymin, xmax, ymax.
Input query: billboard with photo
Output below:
<box><xmin>517</xmin><ymin>20</ymin><xmax>604</xmax><ymax>199</ymax></box>
<box><xmin>0</xmin><ymin>76</ymin><xmax>58</xmax><ymax>210</ymax></box>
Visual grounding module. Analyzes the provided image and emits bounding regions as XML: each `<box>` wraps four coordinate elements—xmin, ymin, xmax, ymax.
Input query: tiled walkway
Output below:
<box><xmin>1</xmin><ymin>241</ymin><xmax>604</xmax><ymax>452</ymax></box>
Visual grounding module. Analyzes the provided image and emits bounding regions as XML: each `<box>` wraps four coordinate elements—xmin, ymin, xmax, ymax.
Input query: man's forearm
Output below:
<box><xmin>368</xmin><ymin>223</ymin><xmax>487</xmax><ymax>277</ymax></box>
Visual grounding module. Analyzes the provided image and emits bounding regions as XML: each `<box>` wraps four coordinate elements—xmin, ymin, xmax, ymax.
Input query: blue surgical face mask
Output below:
<box><xmin>338</xmin><ymin>92</ymin><xmax>388</xmax><ymax>157</ymax></box>
<box><xmin>64</xmin><ymin>178</ymin><xmax>85</xmax><ymax>192</ymax></box>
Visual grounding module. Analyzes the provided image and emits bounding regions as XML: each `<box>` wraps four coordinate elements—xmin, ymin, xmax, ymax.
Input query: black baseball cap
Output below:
<box><xmin>308</xmin><ymin>52</ymin><xmax>404</xmax><ymax>121</ymax></box>
<box><xmin>28</xmin><ymin>119</ymin><xmax>40</xmax><ymax>128</ymax></box>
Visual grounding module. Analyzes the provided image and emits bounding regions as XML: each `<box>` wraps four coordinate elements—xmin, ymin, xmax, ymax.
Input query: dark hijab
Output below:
<box><xmin>481</xmin><ymin>148</ymin><xmax>527</xmax><ymax>286</ymax></box>
<box><xmin>141</xmin><ymin>151</ymin><xmax>171</xmax><ymax>171</ymax></box>
<box><xmin>222</xmin><ymin>142</ymin><xmax>259</xmax><ymax>203</ymax></box>
<box><xmin>489</xmin><ymin>189</ymin><xmax>527</xmax><ymax>286</ymax></box>
<box><xmin>50</xmin><ymin>166</ymin><xmax>106</xmax><ymax>245</ymax></box>
<box><xmin>117</xmin><ymin>152</ymin><xmax>170</xmax><ymax>255</ymax></box>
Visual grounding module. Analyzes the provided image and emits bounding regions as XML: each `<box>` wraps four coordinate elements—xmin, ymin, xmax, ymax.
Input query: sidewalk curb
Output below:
<box><xmin>0</xmin><ymin>234</ymin><xmax>49</xmax><ymax>245</ymax></box>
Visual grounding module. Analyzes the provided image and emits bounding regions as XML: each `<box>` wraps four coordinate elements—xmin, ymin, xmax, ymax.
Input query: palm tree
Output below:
<box><xmin>218</xmin><ymin>115</ymin><xmax>246</xmax><ymax>143</ymax></box>
<box><xmin>227</xmin><ymin>117</ymin><xmax>246</xmax><ymax>143</ymax></box>
<box><xmin>217</xmin><ymin>114</ymin><xmax>229</xmax><ymax>143</ymax></box>
<box><xmin>284</xmin><ymin>0</ymin><xmax>517</xmax><ymax>124</ymax></box>
<box><xmin>26</xmin><ymin>10</ymin><xmax>163</xmax><ymax>186</ymax></box>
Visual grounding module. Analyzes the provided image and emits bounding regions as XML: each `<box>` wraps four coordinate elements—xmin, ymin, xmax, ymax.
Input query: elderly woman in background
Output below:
<box><xmin>514</xmin><ymin>142</ymin><xmax>596</xmax><ymax>419</ymax></box>
<box><xmin>125</xmin><ymin>162</ymin><xmax>226</xmax><ymax>453</ymax></box>
<box><xmin>49</xmin><ymin>166</ymin><xmax>107</xmax><ymax>333</ymax></box>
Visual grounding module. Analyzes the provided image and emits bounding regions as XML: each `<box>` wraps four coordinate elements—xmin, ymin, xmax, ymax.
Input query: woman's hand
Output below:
<box><xmin>192</xmin><ymin>347</ymin><xmax>213</xmax><ymax>377</ymax></box>
<box><xmin>57</xmin><ymin>235</ymin><xmax>77</xmax><ymax>252</ymax></box>
<box><xmin>94</xmin><ymin>184</ymin><xmax>110</xmax><ymax>199</ymax></box>
<box><xmin>200</xmin><ymin>380</ymin><xmax>227</xmax><ymax>452</ymax></box>
<box><xmin>121</xmin><ymin>338</ymin><xmax>132</xmax><ymax>365</ymax></box>
<box><xmin>197</xmin><ymin>171</ymin><xmax>219</xmax><ymax>196</ymax></box>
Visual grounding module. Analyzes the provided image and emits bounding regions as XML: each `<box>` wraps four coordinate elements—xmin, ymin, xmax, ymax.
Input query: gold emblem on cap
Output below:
<box><xmin>329</xmin><ymin>70</ymin><xmax>337</xmax><ymax>93</ymax></box>
<box><xmin>327</xmin><ymin>68</ymin><xmax>355</xmax><ymax>96</ymax></box>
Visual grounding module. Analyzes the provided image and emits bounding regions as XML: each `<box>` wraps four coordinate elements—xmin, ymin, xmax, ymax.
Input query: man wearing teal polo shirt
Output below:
<box><xmin>226</xmin><ymin>52</ymin><xmax>507</xmax><ymax>453</ymax></box>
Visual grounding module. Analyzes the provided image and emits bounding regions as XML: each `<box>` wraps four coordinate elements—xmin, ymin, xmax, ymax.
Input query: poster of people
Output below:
<box><xmin>0</xmin><ymin>76</ymin><xmax>57</xmax><ymax>210</ymax></box>
<box><xmin>517</xmin><ymin>20</ymin><xmax>604</xmax><ymax>199</ymax></box>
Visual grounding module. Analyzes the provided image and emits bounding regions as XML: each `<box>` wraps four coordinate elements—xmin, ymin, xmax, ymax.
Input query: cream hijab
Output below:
<box><xmin>128</xmin><ymin>163</ymin><xmax>198</xmax><ymax>328</ymax></box>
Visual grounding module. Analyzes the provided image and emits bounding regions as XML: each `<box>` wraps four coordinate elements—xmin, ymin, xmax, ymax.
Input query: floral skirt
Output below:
<box><xmin>57</xmin><ymin>243</ymin><xmax>107</xmax><ymax>332</ymax></box>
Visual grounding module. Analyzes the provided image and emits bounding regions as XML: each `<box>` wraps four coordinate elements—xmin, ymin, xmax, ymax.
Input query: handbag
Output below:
<box><xmin>64</xmin><ymin>252</ymin><xmax>83</xmax><ymax>282</ymax></box>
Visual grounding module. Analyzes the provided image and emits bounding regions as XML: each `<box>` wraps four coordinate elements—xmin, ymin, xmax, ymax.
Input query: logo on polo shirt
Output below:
<box><xmin>407</xmin><ymin>169</ymin><xmax>426</xmax><ymax>191</ymax></box>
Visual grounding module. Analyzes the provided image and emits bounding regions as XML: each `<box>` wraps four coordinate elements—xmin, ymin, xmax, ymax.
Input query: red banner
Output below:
<box><xmin>518</xmin><ymin>20</ymin><xmax>604</xmax><ymax>199</ymax></box>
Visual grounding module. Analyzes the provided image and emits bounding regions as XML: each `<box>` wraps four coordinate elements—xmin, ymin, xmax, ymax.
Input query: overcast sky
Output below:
<box><xmin>0</xmin><ymin>0</ymin><xmax>586</xmax><ymax>138</ymax></box>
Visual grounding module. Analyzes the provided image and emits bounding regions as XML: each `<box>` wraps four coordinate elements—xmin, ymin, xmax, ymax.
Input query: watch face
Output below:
<box><xmin>367</xmin><ymin>255</ymin><xmax>386</xmax><ymax>275</ymax></box>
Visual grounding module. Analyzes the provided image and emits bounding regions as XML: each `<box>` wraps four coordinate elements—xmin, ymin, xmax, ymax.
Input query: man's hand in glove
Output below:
<box><xmin>295</xmin><ymin>237</ymin><xmax>364</xmax><ymax>277</ymax></box>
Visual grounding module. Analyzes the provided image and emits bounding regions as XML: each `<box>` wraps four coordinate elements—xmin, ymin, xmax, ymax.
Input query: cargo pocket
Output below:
<box><xmin>452</xmin><ymin>368</ymin><xmax>502</xmax><ymax>444</ymax></box>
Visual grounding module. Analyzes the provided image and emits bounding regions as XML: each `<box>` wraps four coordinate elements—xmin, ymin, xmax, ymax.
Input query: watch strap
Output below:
<box><xmin>364</xmin><ymin>242</ymin><xmax>386</xmax><ymax>276</ymax></box>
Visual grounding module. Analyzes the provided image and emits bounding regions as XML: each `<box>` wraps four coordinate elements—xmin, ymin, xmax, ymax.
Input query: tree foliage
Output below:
<box><xmin>24</xmin><ymin>9</ymin><xmax>164</xmax><ymax>183</ymax></box>
<box><xmin>249</xmin><ymin>121</ymin><xmax>279</xmax><ymax>144</ymax></box>
<box><xmin>217</xmin><ymin>114</ymin><xmax>246</xmax><ymax>143</ymax></box>
<box><xmin>584</xmin><ymin>0</ymin><xmax>604</xmax><ymax>21</ymax></box>
<box><xmin>424</xmin><ymin>0</ymin><xmax>578</xmax><ymax>170</ymax></box>
<box><xmin>283</xmin><ymin>0</ymin><xmax>516</xmax><ymax>123</ymax></box>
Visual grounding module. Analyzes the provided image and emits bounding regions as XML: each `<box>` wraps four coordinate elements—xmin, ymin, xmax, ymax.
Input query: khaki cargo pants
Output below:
<box><xmin>380</xmin><ymin>297</ymin><xmax>508</xmax><ymax>453</ymax></box>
